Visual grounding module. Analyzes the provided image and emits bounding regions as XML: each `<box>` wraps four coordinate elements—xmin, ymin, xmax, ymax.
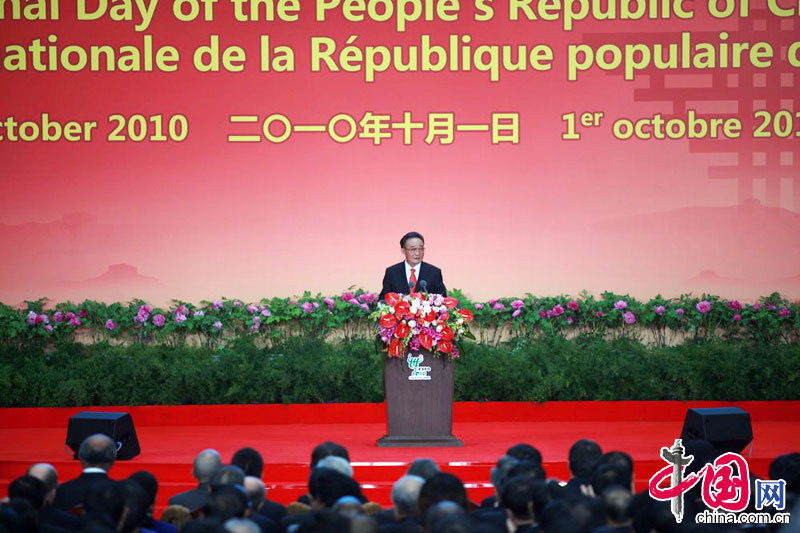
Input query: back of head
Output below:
<box><xmin>205</xmin><ymin>485</ymin><xmax>249</xmax><ymax>522</ymax></box>
<box><xmin>297</xmin><ymin>510</ymin><xmax>350</xmax><ymax>533</ymax></box>
<box><xmin>568</xmin><ymin>439</ymin><xmax>602</xmax><ymax>479</ymax></box>
<box><xmin>128</xmin><ymin>471</ymin><xmax>158</xmax><ymax>508</ymax></box>
<box><xmin>8</xmin><ymin>476</ymin><xmax>46</xmax><ymax>510</ymax></box>
<box><xmin>26</xmin><ymin>463</ymin><xmax>58</xmax><ymax>494</ymax></box>
<box><xmin>242</xmin><ymin>476</ymin><xmax>265</xmax><ymax>510</ymax></box>
<box><xmin>310</xmin><ymin>442</ymin><xmax>350</xmax><ymax>468</ymax></box>
<box><xmin>490</xmin><ymin>455</ymin><xmax>519</xmax><ymax>493</ymax></box>
<box><xmin>85</xmin><ymin>480</ymin><xmax>126</xmax><ymax>527</ymax></box>
<box><xmin>418</xmin><ymin>473</ymin><xmax>468</xmax><ymax>519</ymax></box>
<box><xmin>309</xmin><ymin>467</ymin><xmax>363</xmax><ymax>509</ymax></box>
<box><xmin>600</xmin><ymin>451</ymin><xmax>634</xmax><ymax>477</ymax></box>
<box><xmin>500</xmin><ymin>476</ymin><xmax>541</xmax><ymax>521</ymax></box>
<box><xmin>194</xmin><ymin>449</ymin><xmax>223</xmax><ymax>484</ymax></box>
<box><xmin>591</xmin><ymin>463</ymin><xmax>632</xmax><ymax>495</ymax></box>
<box><xmin>430</xmin><ymin>512</ymin><xmax>471</xmax><ymax>533</ymax></box>
<box><xmin>316</xmin><ymin>455</ymin><xmax>353</xmax><ymax>477</ymax></box>
<box><xmin>231</xmin><ymin>448</ymin><xmax>263</xmax><ymax>478</ymax></box>
<box><xmin>507</xmin><ymin>444</ymin><xmax>543</xmax><ymax>466</ymax></box>
<box><xmin>210</xmin><ymin>465</ymin><xmax>246</xmax><ymax>493</ymax></box>
<box><xmin>391</xmin><ymin>475</ymin><xmax>425</xmax><ymax>517</ymax></box>
<box><xmin>349</xmin><ymin>514</ymin><xmax>379</xmax><ymax>533</ymax></box>
<box><xmin>160</xmin><ymin>504</ymin><xmax>193</xmax><ymax>530</ymax></box>
<box><xmin>601</xmin><ymin>486</ymin><xmax>632</xmax><ymax>526</ymax></box>
<box><xmin>332</xmin><ymin>496</ymin><xmax>363</xmax><ymax>518</ymax></box>
<box><xmin>120</xmin><ymin>479</ymin><xmax>151</xmax><ymax>533</ymax></box>
<box><xmin>406</xmin><ymin>458</ymin><xmax>440</xmax><ymax>481</ymax></box>
<box><xmin>424</xmin><ymin>501</ymin><xmax>464</xmax><ymax>532</ymax></box>
<box><xmin>564</xmin><ymin>495</ymin><xmax>604</xmax><ymax>531</ymax></box>
<box><xmin>79</xmin><ymin>434</ymin><xmax>117</xmax><ymax>470</ymax></box>
<box><xmin>507</xmin><ymin>460</ymin><xmax>546</xmax><ymax>482</ymax></box>
<box><xmin>223</xmin><ymin>517</ymin><xmax>260</xmax><ymax>533</ymax></box>
<box><xmin>770</xmin><ymin>452</ymin><xmax>800</xmax><ymax>494</ymax></box>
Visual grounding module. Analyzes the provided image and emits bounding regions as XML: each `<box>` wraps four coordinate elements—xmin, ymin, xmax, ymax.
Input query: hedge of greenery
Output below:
<box><xmin>1</xmin><ymin>336</ymin><xmax>798</xmax><ymax>407</ymax></box>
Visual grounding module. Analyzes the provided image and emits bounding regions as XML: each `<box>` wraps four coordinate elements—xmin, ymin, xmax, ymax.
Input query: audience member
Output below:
<box><xmin>169</xmin><ymin>449</ymin><xmax>222</xmax><ymax>511</ymax></box>
<box><xmin>52</xmin><ymin>434</ymin><xmax>117</xmax><ymax>512</ymax></box>
<box><xmin>406</xmin><ymin>460</ymin><xmax>440</xmax><ymax>482</ymax></box>
<box><xmin>160</xmin><ymin>505</ymin><xmax>192</xmax><ymax>530</ymax></box>
<box><xmin>566</xmin><ymin>440</ymin><xmax>603</xmax><ymax>498</ymax></box>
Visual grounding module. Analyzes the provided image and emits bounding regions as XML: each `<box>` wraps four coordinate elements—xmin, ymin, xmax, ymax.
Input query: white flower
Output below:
<box><xmin>408</xmin><ymin>320</ymin><xmax>416</xmax><ymax>328</ymax></box>
<box><xmin>409</xmin><ymin>306</ymin><xmax>418</xmax><ymax>315</ymax></box>
<box><xmin>457</xmin><ymin>319</ymin><xmax>464</xmax><ymax>325</ymax></box>
<box><xmin>436</xmin><ymin>325</ymin><xmax>443</xmax><ymax>332</ymax></box>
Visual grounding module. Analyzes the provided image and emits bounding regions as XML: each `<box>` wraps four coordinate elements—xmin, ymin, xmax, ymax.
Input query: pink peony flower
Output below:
<box><xmin>342</xmin><ymin>292</ymin><xmax>354</xmax><ymax>302</ymax></box>
<box><xmin>105</xmin><ymin>319</ymin><xmax>116</xmax><ymax>331</ymax></box>
<box><xmin>778</xmin><ymin>308</ymin><xmax>791</xmax><ymax>318</ymax></box>
<box><xmin>696</xmin><ymin>301</ymin><xmax>712</xmax><ymax>314</ymax></box>
<box><xmin>348</xmin><ymin>298</ymin><xmax>360</xmax><ymax>306</ymax></box>
<box><xmin>233</xmin><ymin>301</ymin><xmax>243</xmax><ymax>306</ymax></box>
<box><xmin>766</xmin><ymin>303</ymin><xmax>777</xmax><ymax>311</ymax></box>
<box><xmin>152</xmin><ymin>314</ymin><xmax>166</xmax><ymax>327</ymax></box>
<box><xmin>313</xmin><ymin>302</ymin><xmax>320</xmax><ymax>308</ymax></box>
<box><xmin>193</xmin><ymin>310</ymin><xmax>205</xmax><ymax>318</ymax></box>
<box><xmin>752</xmin><ymin>303</ymin><xmax>761</xmax><ymax>311</ymax></box>
<box><xmin>213</xmin><ymin>320</ymin><xmax>223</xmax><ymax>330</ymax></box>
<box><xmin>212</xmin><ymin>300</ymin><xmax>223</xmax><ymax>309</ymax></box>
<box><xmin>301</xmin><ymin>302</ymin><xmax>313</xmax><ymax>313</ymax></box>
<box><xmin>623</xmin><ymin>311</ymin><xmax>636</xmax><ymax>325</ymax></box>
<box><xmin>512</xmin><ymin>309</ymin><xmax>522</xmax><ymax>318</ymax></box>
<box><xmin>26</xmin><ymin>311</ymin><xmax>37</xmax><ymax>325</ymax></box>
<box><xmin>511</xmin><ymin>299</ymin><xmax>525</xmax><ymax>310</ymax></box>
<box><xmin>247</xmin><ymin>305</ymin><xmax>258</xmax><ymax>314</ymax></box>
<box><xmin>53</xmin><ymin>311</ymin><xmax>64</xmax><ymax>323</ymax></box>
<box><xmin>175</xmin><ymin>313</ymin><xmax>187</xmax><ymax>324</ymax></box>
<box><xmin>492</xmin><ymin>302</ymin><xmax>506</xmax><ymax>311</ymax></box>
<box><xmin>551</xmin><ymin>304</ymin><xmax>565</xmax><ymax>316</ymax></box>
<box><xmin>488</xmin><ymin>299</ymin><xmax>499</xmax><ymax>306</ymax></box>
<box><xmin>614</xmin><ymin>300</ymin><xmax>627</xmax><ymax>310</ymax></box>
<box><xmin>360</xmin><ymin>303</ymin><xmax>369</xmax><ymax>311</ymax></box>
<box><xmin>596</xmin><ymin>311</ymin><xmax>604</xmax><ymax>318</ymax></box>
<box><xmin>675</xmin><ymin>308</ymin><xmax>685</xmax><ymax>316</ymax></box>
<box><xmin>475</xmin><ymin>303</ymin><xmax>484</xmax><ymax>310</ymax></box>
<box><xmin>655</xmin><ymin>305</ymin><xmax>666</xmax><ymax>316</ymax></box>
<box><xmin>733</xmin><ymin>314</ymin><xmax>742</xmax><ymax>322</ymax></box>
<box><xmin>567</xmin><ymin>300</ymin><xmax>579</xmax><ymax>311</ymax></box>
<box><xmin>324</xmin><ymin>297</ymin><xmax>335</xmax><ymax>308</ymax></box>
<box><xmin>261</xmin><ymin>309</ymin><xmax>271</xmax><ymax>317</ymax></box>
<box><xmin>728</xmin><ymin>300</ymin><xmax>742</xmax><ymax>311</ymax></box>
<box><xmin>78</xmin><ymin>309</ymin><xmax>88</xmax><ymax>318</ymax></box>
<box><xmin>65</xmin><ymin>312</ymin><xmax>76</xmax><ymax>321</ymax></box>
<box><xmin>44</xmin><ymin>324</ymin><xmax>54</xmax><ymax>332</ymax></box>
<box><xmin>566</xmin><ymin>316</ymin><xmax>574</xmax><ymax>325</ymax></box>
<box><xmin>250</xmin><ymin>324</ymin><xmax>259</xmax><ymax>332</ymax></box>
<box><xmin>68</xmin><ymin>317</ymin><xmax>82</xmax><ymax>327</ymax></box>
<box><xmin>539</xmin><ymin>309</ymin><xmax>547</xmax><ymax>319</ymax></box>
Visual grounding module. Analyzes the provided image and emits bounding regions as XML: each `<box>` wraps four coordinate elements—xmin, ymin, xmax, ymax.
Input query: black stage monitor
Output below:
<box><xmin>66</xmin><ymin>411</ymin><xmax>141</xmax><ymax>460</ymax></box>
<box><xmin>681</xmin><ymin>407</ymin><xmax>752</xmax><ymax>454</ymax></box>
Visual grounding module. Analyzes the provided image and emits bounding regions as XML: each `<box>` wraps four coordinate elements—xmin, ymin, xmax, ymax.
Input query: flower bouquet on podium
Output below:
<box><xmin>371</xmin><ymin>292</ymin><xmax>475</xmax><ymax>359</ymax></box>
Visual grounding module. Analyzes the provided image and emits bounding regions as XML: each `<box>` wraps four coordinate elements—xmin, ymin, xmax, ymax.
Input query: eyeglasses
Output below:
<box><xmin>405</xmin><ymin>247</ymin><xmax>425</xmax><ymax>253</ymax></box>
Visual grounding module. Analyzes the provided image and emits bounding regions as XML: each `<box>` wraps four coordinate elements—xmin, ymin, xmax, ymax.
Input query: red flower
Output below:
<box><xmin>443</xmin><ymin>297</ymin><xmax>459</xmax><ymax>310</ymax></box>
<box><xmin>419</xmin><ymin>331</ymin><xmax>433</xmax><ymax>351</ymax></box>
<box><xmin>438</xmin><ymin>340</ymin><xmax>453</xmax><ymax>354</ymax></box>
<box><xmin>395</xmin><ymin>301</ymin><xmax>411</xmax><ymax>319</ymax></box>
<box><xmin>424</xmin><ymin>311</ymin><xmax>437</xmax><ymax>323</ymax></box>
<box><xmin>440</xmin><ymin>312</ymin><xmax>450</xmax><ymax>322</ymax></box>
<box><xmin>457</xmin><ymin>309</ymin><xmax>474</xmax><ymax>322</ymax></box>
<box><xmin>395</xmin><ymin>321</ymin><xmax>410</xmax><ymax>339</ymax></box>
<box><xmin>440</xmin><ymin>327</ymin><xmax>454</xmax><ymax>341</ymax></box>
<box><xmin>379</xmin><ymin>314</ymin><xmax>397</xmax><ymax>328</ymax></box>
<box><xmin>385</xmin><ymin>293</ymin><xmax>402</xmax><ymax>305</ymax></box>
<box><xmin>389</xmin><ymin>338</ymin><xmax>405</xmax><ymax>357</ymax></box>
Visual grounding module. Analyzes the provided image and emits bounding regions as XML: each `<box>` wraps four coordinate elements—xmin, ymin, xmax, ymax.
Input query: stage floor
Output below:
<box><xmin>1</xmin><ymin>401</ymin><xmax>798</xmax><ymax>511</ymax></box>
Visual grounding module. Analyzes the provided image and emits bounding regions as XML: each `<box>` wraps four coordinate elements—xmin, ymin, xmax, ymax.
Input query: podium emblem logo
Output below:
<box><xmin>407</xmin><ymin>353</ymin><xmax>432</xmax><ymax>381</ymax></box>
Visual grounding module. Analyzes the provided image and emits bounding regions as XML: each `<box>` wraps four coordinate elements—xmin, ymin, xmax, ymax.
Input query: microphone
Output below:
<box><xmin>408</xmin><ymin>281</ymin><xmax>415</xmax><ymax>294</ymax></box>
<box><xmin>419</xmin><ymin>279</ymin><xmax>428</xmax><ymax>293</ymax></box>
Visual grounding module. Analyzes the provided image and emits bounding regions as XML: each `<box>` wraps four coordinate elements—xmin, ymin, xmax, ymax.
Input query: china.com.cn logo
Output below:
<box><xmin>648</xmin><ymin>439</ymin><xmax>790</xmax><ymax>525</ymax></box>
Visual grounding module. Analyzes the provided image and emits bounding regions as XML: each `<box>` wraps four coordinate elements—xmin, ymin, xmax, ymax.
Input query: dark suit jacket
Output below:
<box><xmin>52</xmin><ymin>472</ymin><xmax>112</xmax><ymax>511</ymax></box>
<box><xmin>379</xmin><ymin>262</ymin><xmax>446</xmax><ymax>301</ymax></box>
<box><xmin>168</xmin><ymin>483</ymin><xmax>211</xmax><ymax>511</ymax></box>
<box><xmin>256</xmin><ymin>498</ymin><xmax>287</xmax><ymax>525</ymax></box>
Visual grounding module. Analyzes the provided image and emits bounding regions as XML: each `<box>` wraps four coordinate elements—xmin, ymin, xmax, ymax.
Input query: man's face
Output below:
<box><xmin>402</xmin><ymin>237</ymin><xmax>425</xmax><ymax>266</ymax></box>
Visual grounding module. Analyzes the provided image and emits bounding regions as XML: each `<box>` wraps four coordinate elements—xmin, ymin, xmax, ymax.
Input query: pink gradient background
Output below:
<box><xmin>1</xmin><ymin>1</ymin><xmax>799</xmax><ymax>305</ymax></box>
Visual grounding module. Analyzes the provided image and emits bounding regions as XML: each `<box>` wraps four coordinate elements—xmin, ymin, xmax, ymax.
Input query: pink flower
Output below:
<box><xmin>252</xmin><ymin>317</ymin><xmax>261</xmax><ymax>325</ymax></box>
<box><xmin>728</xmin><ymin>300</ymin><xmax>742</xmax><ymax>311</ymax></box>
<box><xmin>65</xmin><ymin>312</ymin><xmax>76</xmax><ymax>321</ymax></box>
<box><xmin>675</xmin><ymin>308</ymin><xmax>685</xmax><ymax>316</ymax></box>
<box><xmin>105</xmin><ymin>319</ymin><xmax>116</xmax><ymax>331</ymax></box>
<box><xmin>348</xmin><ymin>298</ymin><xmax>360</xmax><ymax>306</ymax></box>
<box><xmin>614</xmin><ymin>300</ymin><xmax>627</xmax><ymax>310</ymax></box>
<box><xmin>250</xmin><ymin>324</ymin><xmax>259</xmax><ymax>332</ymax></box>
<box><xmin>655</xmin><ymin>305</ymin><xmax>666</xmax><ymax>316</ymax></box>
<box><xmin>233</xmin><ymin>301</ymin><xmax>243</xmax><ymax>306</ymax></box>
<box><xmin>733</xmin><ymin>314</ymin><xmax>742</xmax><ymax>322</ymax></box>
<box><xmin>324</xmin><ymin>297</ymin><xmax>335</xmax><ymax>308</ymax></box>
<box><xmin>301</xmin><ymin>302</ymin><xmax>313</xmax><ymax>313</ymax></box>
<box><xmin>778</xmin><ymin>308</ymin><xmax>791</xmax><ymax>318</ymax></box>
<box><xmin>26</xmin><ymin>311</ymin><xmax>37</xmax><ymax>325</ymax></box>
<box><xmin>342</xmin><ymin>292</ymin><xmax>354</xmax><ymax>301</ymax></box>
<box><xmin>78</xmin><ymin>309</ymin><xmax>88</xmax><ymax>318</ymax></box>
<box><xmin>539</xmin><ymin>309</ymin><xmax>547</xmax><ymax>319</ymax></box>
<box><xmin>512</xmin><ymin>309</ymin><xmax>522</xmax><ymax>318</ymax></box>
<box><xmin>567</xmin><ymin>300</ymin><xmax>579</xmax><ymax>311</ymax></box>
<box><xmin>176</xmin><ymin>305</ymin><xmax>189</xmax><ymax>315</ymax></box>
<box><xmin>152</xmin><ymin>314</ymin><xmax>166</xmax><ymax>327</ymax></box>
<box><xmin>475</xmin><ymin>303</ymin><xmax>484</xmax><ymax>310</ymax></box>
<box><xmin>261</xmin><ymin>309</ymin><xmax>271</xmax><ymax>317</ymax></box>
<box><xmin>492</xmin><ymin>302</ymin><xmax>506</xmax><ymax>311</ymax></box>
<box><xmin>752</xmin><ymin>303</ymin><xmax>762</xmax><ymax>311</ymax></box>
<box><xmin>193</xmin><ymin>310</ymin><xmax>205</xmax><ymax>318</ymax></box>
<box><xmin>213</xmin><ymin>301</ymin><xmax>223</xmax><ymax>310</ymax></box>
<box><xmin>551</xmin><ymin>304</ymin><xmax>565</xmax><ymax>316</ymax></box>
<box><xmin>360</xmin><ymin>303</ymin><xmax>369</xmax><ymax>311</ymax></box>
<box><xmin>623</xmin><ymin>311</ymin><xmax>636</xmax><ymax>325</ymax></box>
<box><xmin>313</xmin><ymin>302</ymin><xmax>320</xmax><ymax>308</ymax></box>
<box><xmin>596</xmin><ymin>311</ymin><xmax>604</xmax><ymax>318</ymax></box>
<box><xmin>247</xmin><ymin>305</ymin><xmax>258</xmax><ymax>314</ymax></box>
<box><xmin>766</xmin><ymin>303</ymin><xmax>777</xmax><ymax>311</ymax></box>
<box><xmin>546</xmin><ymin>310</ymin><xmax>554</xmax><ymax>318</ymax></box>
<box><xmin>53</xmin><ymin>311</ymin><xmax>64</xmax><ymax>323</ymax></box>
<box><xmin>511</xmin><ymin>299</ymin><xmax>525</xmax><ymax>310</ymax></box>
<box><xmin>566</xmin><ymin>316</ymin><xmax>574</xmax><ymax>325</ymax></box>
<box><xmin>68</xmin><ymin>317</ymin><xmax>82</xmax><ymax>327</ymax></box>
<box><xmin>44</xmin><ymin>324</ymin><xmax>54</xmax><ymax>332</ymax></box>
<box><xmin>488</xmin><ymin>299</ymin><xmax>499</xmax><ymax>306</ymax></box>
<box><xmin>175</xmin><ymin>313</ymin><xmax>187</xmax><ymax>324</ymax></box>
<box><xmin>696</xmin><ymin>301</ymin><xmax>712</xmax><ymax>314</ymax></box>
<box><xmin>213</xmin><ymin>320</ymin><xmax>223</xmax><ymax>330</ymax></box>
<box><xmin>37</xmin><ymin>314</ymin><xmax>49</xmax><ymax>325</ymax></box>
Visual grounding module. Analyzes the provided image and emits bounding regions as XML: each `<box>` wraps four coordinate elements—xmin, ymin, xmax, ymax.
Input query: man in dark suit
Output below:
<box><xmin>52</xmin><ymin>434</ymin><xmax>116</xmax><ymax>511</ymax></box>
<box><xmin>379</xmin><ymin>232</ymin><xmax>447</xmax><ymax>301</ymax></box>
<box><xmin>168</xmin><ymin>449</ymin><xmax>222</xmax><ymax>511</ymax></box>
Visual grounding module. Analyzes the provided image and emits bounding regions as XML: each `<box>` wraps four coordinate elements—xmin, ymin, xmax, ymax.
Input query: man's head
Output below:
<box><xmin>390</xmin><ymin>475</ymin><xmax>425</xmax><ymax>518</ymax></box>
<box><xmin>210</xmin><ymin>465</ymin><xmax>246</xmax><ymax>493</ymax></box>
<box><xmin>308</xmin><ymin>467</ymin><xmax>362</xmax><ymax>510</ymax></box>
<box><xmin>310</xmin><ymin>442</ymin><xmax>350</xmax><ymax>468</ymax></box>
<box><xmin>242</xmin><ymin>477</ymin><xmax>265</xmax><ymax>512</ymax></box>
<box><xmin>8</xmin><ymin>476</ymin><xmax>47</xmax><ymax>510</ymax></box>
<box><xmin>400</xmin><ymin>232</ymin><xmax>425</xmax><ymax>267</ymax></box>
<box><xmin>128</xmin><ymin>471</ymin><xmax>158</xmax><ymax>512</ymax></box>
<box><xmin>406</xmin><ymin>459</ymin><xmax>439</xmax><ymax>481</ymax></box>
<box><xmin>500</xmin><ymin>476</ymin><xmax>541</xmax><ymax>525</ymax></box>
<box><xmin>568</xmin><ymin>439</ymin><xmax>603</xmax><ymax>479</ymax></box>
<box><xmin>193</xmin><ymin>449</ymin><xmax>223</xmax><ymax>484</ymax></box>
<box><xmin>316</xmin><ymin>456</ymin><xmax>353</xmax><ymax>477</ymax></box>
<box><xmin>26</xmin><ymin>463</ymin><xmax>57</xmax><ymax>504</ymax></box>
<box><xmin>417</xmin><ymin>473</ymin><xmax>468</xmax><ymax>519</ymax></box>
<box><xmin>507</xmin><ymin>444</ymin><xmax>543</xmax><ymax>466</ymax></box>
<box><xmin>231</xmin><ymin>448</ymin><xmax>263</xmax><ymax>478</ymax></box>
<box><xmin>78</xmin><ymin>434</ymin><xmax>117</xmax><ymax>471</ymax></box>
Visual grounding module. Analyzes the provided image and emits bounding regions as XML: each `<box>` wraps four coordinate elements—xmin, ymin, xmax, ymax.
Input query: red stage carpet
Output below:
<box><xmin>1</xmin><ymin>401</ymin><xmax>798</xmax><ymax>513</ymax></box>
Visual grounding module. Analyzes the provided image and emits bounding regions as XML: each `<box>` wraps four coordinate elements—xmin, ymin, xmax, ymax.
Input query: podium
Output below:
<box><xmin>377</xmin><ymin>350</ymin><xmax>463</xmax><ymax>447</ymax></box>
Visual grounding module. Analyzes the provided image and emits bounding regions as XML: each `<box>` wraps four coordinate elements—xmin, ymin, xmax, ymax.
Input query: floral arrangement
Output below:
<box><xmin>371</xmin><ymin>293</ymin><xmax>475</xmax><ymax>358</ymax></box>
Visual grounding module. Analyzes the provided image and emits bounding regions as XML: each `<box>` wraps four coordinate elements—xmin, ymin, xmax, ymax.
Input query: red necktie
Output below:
<box><xmin>409</xmin><ymin>268</ymin><xmax>417</xmax><ymax>294</ymax></box>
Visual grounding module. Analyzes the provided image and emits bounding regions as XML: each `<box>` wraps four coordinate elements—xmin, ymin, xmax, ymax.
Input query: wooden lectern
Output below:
<box><xmin>377</xmin><ymin>350</ymin><xmax>463</xmax><ymax>447</ymax></box>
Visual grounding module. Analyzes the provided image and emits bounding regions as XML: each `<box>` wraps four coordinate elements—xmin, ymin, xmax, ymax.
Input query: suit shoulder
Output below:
<box><xmin>422</xmin><ymin>262</ymin><xmax>441</xmax><ymax>273</ymax></box>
